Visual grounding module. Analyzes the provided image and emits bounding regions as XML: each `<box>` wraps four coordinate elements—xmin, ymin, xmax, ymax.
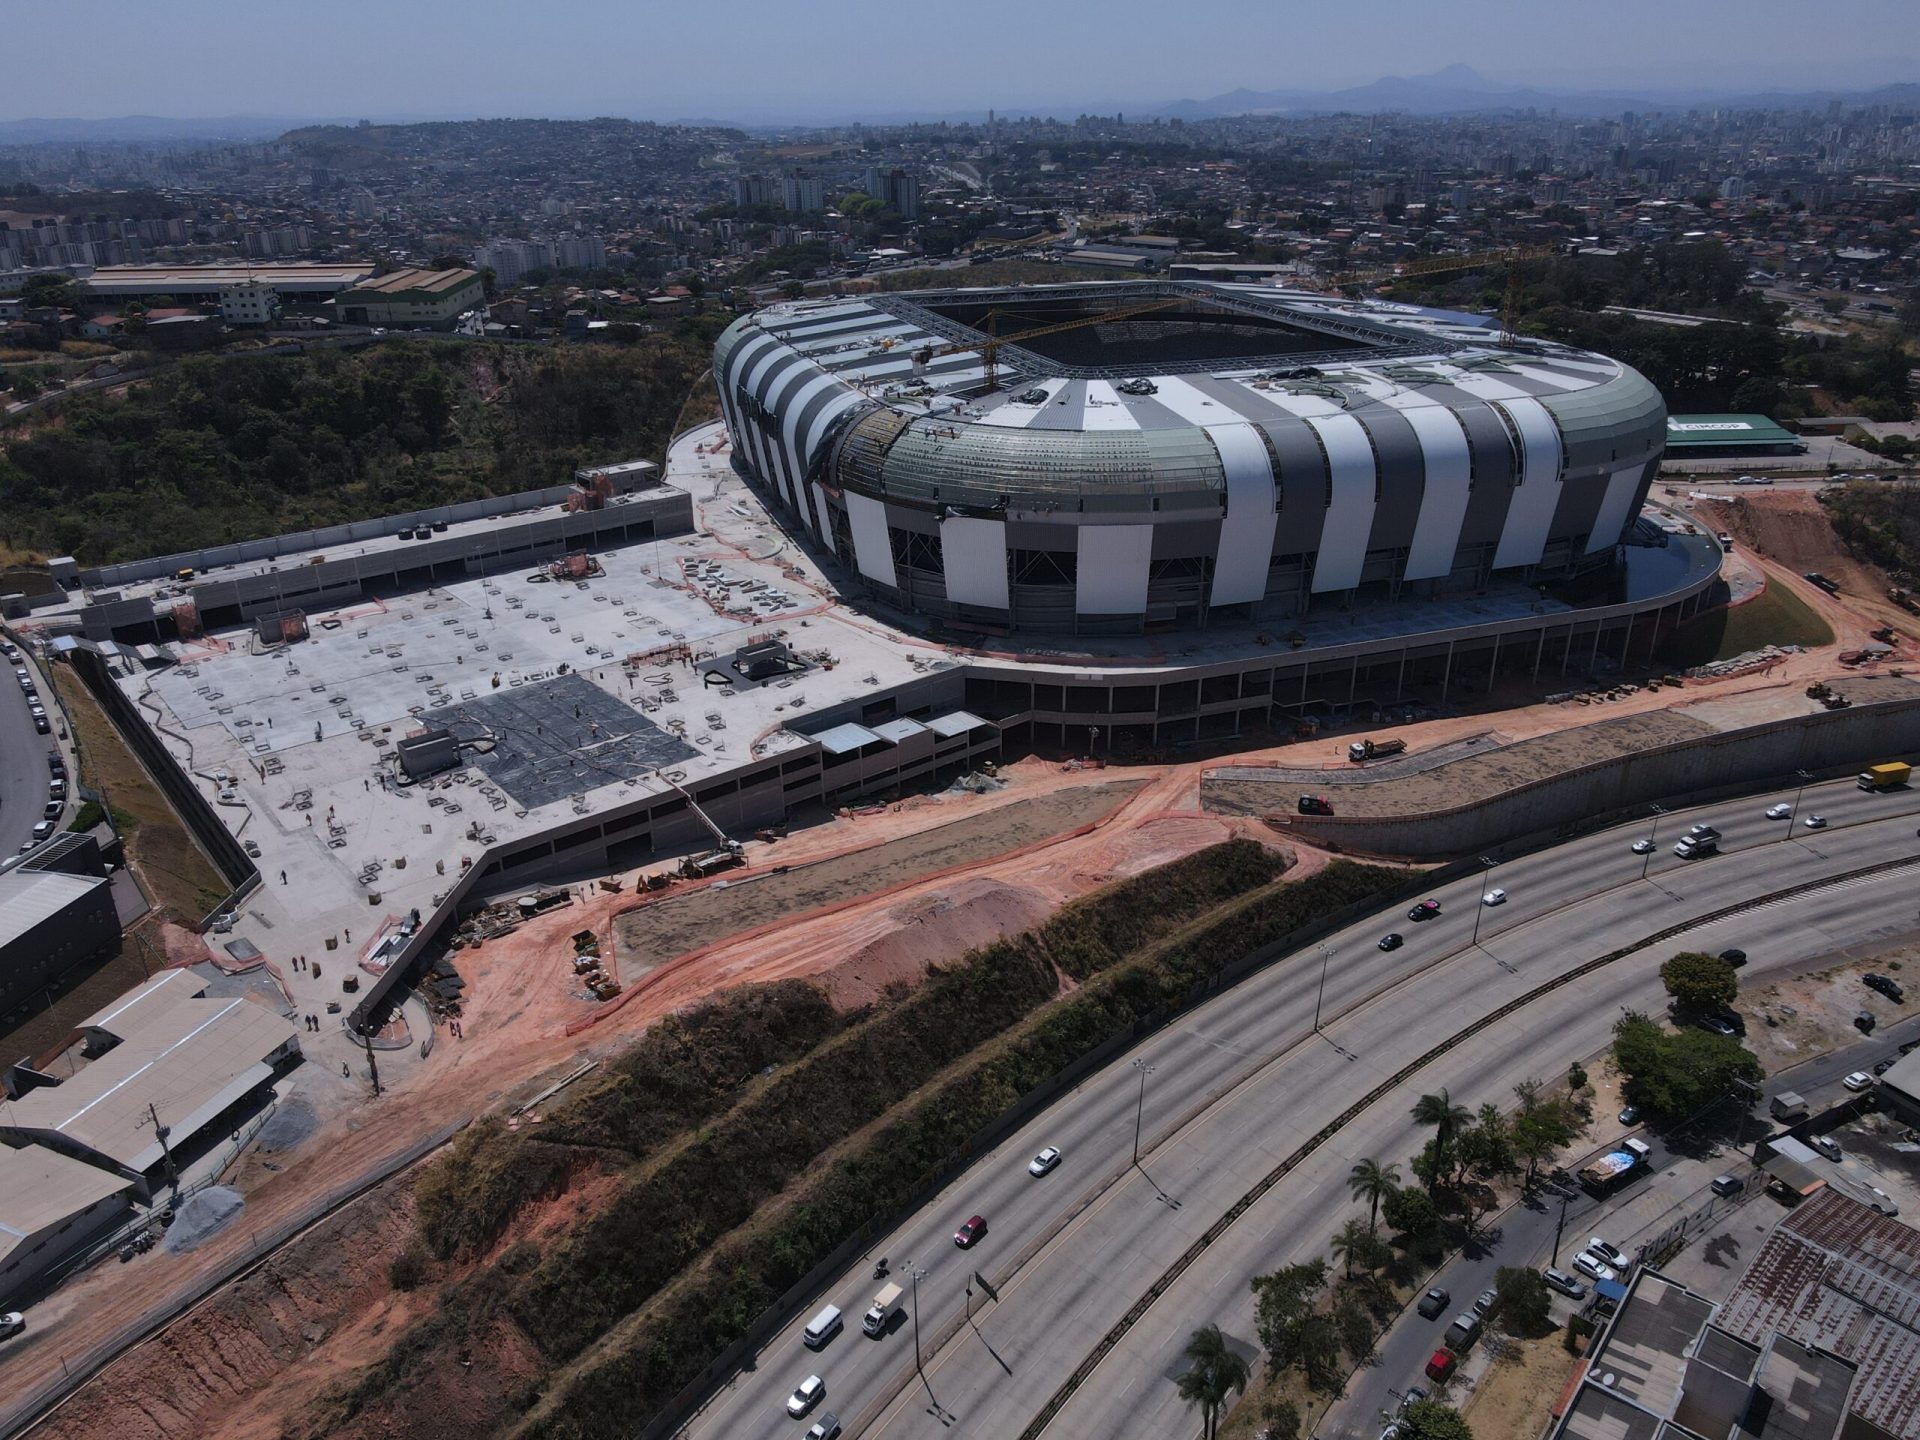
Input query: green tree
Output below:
<box><xmin>1174</xmin><ymin>1323</ymin><xmax>1249</xmax><ymax>1440</ymax></box>
<box><xmin>1613</xmin><ymin>1011</ymin><xmax>1764</xmax><ymax>1117</ymax></box>
<box><xmin>1251</xmin><ymin>1259</ymin><xmax>1329</xmax><ymax>1374</ymax></box>
<box><xmin>1411</xmin><ymin>1089</ymin><xmax>1471</xmax><ymax>1196</ymax></box>
<box><xmin>1512</xmin><ymin>1079</ymin><xmax>1579</xmax><ymax>1190</ymax></box>
<box><xmin>1401</xmin><ymin>1399</ymin><xmax>1476</xmax><ymax>1440</ymax></box>
<box><xmin>1349</xmin><ymin>1156</ymin><xmax>1401</xmax><ymax>1237</ymax></box>
<box><xmin>1333</xmin><ymin>1289</ymin><xmax>1375</xmax><ymax>1361</ymax></box>
<box><xmin>1492</xmin><ymin>1265</ymin><xmax>1551</xmax><ymax>1334</ymax></box>
<box><xmin>1261</xmin><ymin>1398</ymin><xmax>1303</xmax><ymax>1440</ymax></box>
<box><xmin>1660</xmin><ymin>951</ymin><xmax>1739</xmax><ymax>1013</ymax></box>
<box><xmin>1330</xmin><ymin>1217</ymin><xmax>1371</xmax><ymax>1279</ymax></box>
<box><xmin>1382</xmin><ymin>1183</ymin><xmax>1438</xmax><ymax>1240</ymax></box>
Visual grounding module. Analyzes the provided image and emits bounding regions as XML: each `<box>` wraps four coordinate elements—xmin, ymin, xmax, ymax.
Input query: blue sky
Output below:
<box><xmin>10</xmin><ymin>0</ymin><xmax>1917</xmax><ymax>122</ymax></box>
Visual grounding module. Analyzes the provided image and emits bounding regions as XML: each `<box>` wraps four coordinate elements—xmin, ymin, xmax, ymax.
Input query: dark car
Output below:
<box><xmin>1720</xmin><ymin>948</ymin><xmax>1747</xmax><ymax>967</ymax></box>
<box><xmin>1408</xmin><ymin>899</ymin><xmax>1441</xmax><ymax>922</ymax></box>
<box><xmin>1695</xmin><ymin>1011</ymin><xmax>1740</xmax><ymax>1036</ymax></box>
<box><xmin>1297</xmin><ymin>795</ymin><xmax>1334</xmax><ymax>816</ymax></box>
<box><xmin>1416</xmin><ymin>1287</ymin><xmax>1450</xmax><ymax>1319</ymax></box>
<box><xmin>1864</xmin><ymin>974</ymin><xmax>1905</xmax><ymax>1003</ymax></box>
<box><xmin>1379</xmin><ymin>933</ymin><xmax>1404</xmax><ymax>951</ymax></box>
<box><xmin>48</xmin><ymin>754</ymin><xmax>65</xmax><ymax>777</ymax></box>
<box><xmin>953</xmin><ymin>1214</ymin><xmax>987</xmax><ymax>1249</ymax></box>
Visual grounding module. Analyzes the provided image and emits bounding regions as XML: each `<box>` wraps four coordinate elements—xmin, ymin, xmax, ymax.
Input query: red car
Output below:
<box><xmin>1425</xmin><ymin>1349</ymin><xmax>1457</xmax><ymax>1382</ymax></box>
<box><xmin>953</xmin><ymin>1214</ymin><xmax>988</xmax><ymax>1248</ymax></box>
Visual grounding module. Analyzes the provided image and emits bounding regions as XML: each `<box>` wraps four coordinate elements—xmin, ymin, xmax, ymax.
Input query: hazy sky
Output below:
<box><xmin>8</xmin><ymin>0</ymin><xmax>1917</xmax><ymax>122</ymax></box>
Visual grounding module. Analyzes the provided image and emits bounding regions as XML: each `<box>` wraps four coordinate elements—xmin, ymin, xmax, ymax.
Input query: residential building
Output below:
<box><xmin>218</xmin><ymin>278</ymin><xmax>280</xmax><ymax>326</ymax></box>
<box><xmin>781</xmin><ymin>170</ymin><xmax>826</xmax><ymax>214</ymax></box>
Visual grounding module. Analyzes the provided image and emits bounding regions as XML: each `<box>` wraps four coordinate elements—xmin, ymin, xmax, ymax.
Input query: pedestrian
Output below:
<box><xmin>364</xmin><ymin>778</ymin><xmax>369</xmax><ymax>791</ymax></box>
<box><xmin>342</xmin><ymin>1061</ymin><xmax>350</xmax><ymax>1079</ymax></box>
<box><xmin>280</xmin><ymin>869</ymin><xmax>288</xmax><ymax>884</ymax></box>
<box><xmin>305</xmin><ymin>814</ymin><xmax>312</xmax><ymax>827</ymax></box>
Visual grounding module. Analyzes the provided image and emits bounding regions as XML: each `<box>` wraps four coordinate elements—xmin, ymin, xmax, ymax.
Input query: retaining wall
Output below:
<box><xmin>1211</xmin><ymin>693</ymin><xmax>1920</xmax><ymax>858</ymax></box>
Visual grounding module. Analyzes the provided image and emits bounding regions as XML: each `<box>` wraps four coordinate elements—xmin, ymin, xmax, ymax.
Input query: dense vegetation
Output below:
<box><xmin>313</xmin><ymin>842</ymin><xmax>1405</xmax><ymax>1438</ymax></box>
<box><xmin>1611</xmin><ymin>1010</ymin><xmax>1763</xmax><ymax>1118</ymax></box>
<box><xmin>0</xmin><ymin>322</ymin><xmax>725</xmax><ymax>563</ymax></box>
<box><xmin>1824</xmin><ymin>479</ymin><xmax>1920</xmax><ymax>579</ymax></box>
<box><xmin>1388</xmin><ymin>239</ymin><xmax>1915</xmax><ymax>420</ymax></box>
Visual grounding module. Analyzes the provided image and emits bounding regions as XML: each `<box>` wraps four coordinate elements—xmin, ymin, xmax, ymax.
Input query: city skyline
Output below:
<box><xmin>4</xmin><ymin>0</ymin><xmax>1918</xmax><ymax>125</ymax></box>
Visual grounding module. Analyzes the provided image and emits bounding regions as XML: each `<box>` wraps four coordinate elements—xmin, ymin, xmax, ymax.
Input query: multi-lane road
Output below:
<box><xmin>682</xmin><ymin>775</ymin><xmax>1920</xmax><ymax>1440</ymax></box>
<box><xmin>0</xmin><ymin>641</ymin><xmax>60</xmax><ymax>857</ymax></box>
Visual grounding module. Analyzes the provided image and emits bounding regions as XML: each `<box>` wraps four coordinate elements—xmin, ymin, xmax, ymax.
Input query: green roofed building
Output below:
<box><xmin>1663</xmin><ymin>414</ymin><xmax>1805</xmax><ymax>457</ymax></box>
<box><xmin>335</xmin><ymin>266</ymin><xmax>483</xmax><ymax>331</ymax></box>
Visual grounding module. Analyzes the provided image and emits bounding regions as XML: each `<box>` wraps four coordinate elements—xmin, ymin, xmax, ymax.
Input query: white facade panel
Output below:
<box><xmin>778</xmin><ymin>372</ymin><xmax>848</xmax><ymax>532</ymax></box>
<box><xmin>1306</xmin><ymin>414</ymin><xmax>1377</xmax><ymax>593</ymax></box>
<box><xmin>740</xmin><ymin>343</ymin><xmax>797</xmax><ymax>508</ymax></box>
<box><xmin>1491</xmin><ymin>396</ymin><xmax>1567</xmax><ymax>570</ymax></box>
<box><xmin>940</xmin><ymin>517</ymin><xmax>1010</xmax><ymax>611</ymax></box>
<box><xmin>1586</xmin><ymin>461</ymin><xmax>1646</xmax><ymax>555</ymax></box>
<box><xmin>1205</xmin><ymin>423</ymin><xmax>1279</xmax><ymax>607</ymax></box>
<box><xmin>978</xmin><ymin>379</ymin><xmax>1071</xmax><ymax>427</ymax></box>
<box><xmin>1399</xmin><ymin>405</ymin><xmax>1475</xmax><ymax>582</ymax></box>
<box><xmin>1081</xmin><ymin>380</ymin><xmax>1142</xmax><ymax>431</ymax></box>
<box><xmin>1150</xmin><ymin>375</ymin><xmax>1234</xmax><ymax>425</ymax></box>
<box><xmin>1076</xmin><ymin>525</ymin><xmax>1153</xmax><ymax>615</ymax></box>
<box><xmin>809</xmin><ymin>482</ymin><xmax>834</xmax><ymax>544</ymax></box>
<box><xmin>845</xmin><ymin>492</ymin><xmax>896</xmax><ymax>588</ymax></box>
<box><xmin>1443</xmin><ymin>369</ymin><xmax>1531</xmax><ymax>402</ymax></box>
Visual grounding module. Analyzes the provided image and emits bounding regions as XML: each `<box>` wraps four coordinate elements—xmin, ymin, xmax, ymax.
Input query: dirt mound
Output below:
<box><xmin>817</xmin><ymin>876</ymin><xmax>1058</xmax><ymax>1009</ymax></box>
<box><xmin>164</xmin><ymin>1187</ymin><xmax>245</xmax><ymax>1253</ymax></box>
<box><xmin>1714</xmin><ymin>490</ymin><xmax>1909</xmax><ymax>634</ymax></box>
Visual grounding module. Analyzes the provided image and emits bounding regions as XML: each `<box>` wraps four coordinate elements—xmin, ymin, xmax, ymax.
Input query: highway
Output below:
<box><xmin>0</xmin><ymin>641</ymin><xmax>59</xmax><ymax>858</ymax></box>
<box><xmin>680</xmin><ymin>775</ymin><xmax>1920</xmax><ymax>1440</ymax></box>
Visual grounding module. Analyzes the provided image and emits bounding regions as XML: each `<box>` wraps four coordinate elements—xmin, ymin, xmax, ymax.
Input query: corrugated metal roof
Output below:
<box><xmin>871</xmin><ymin>718</ymin><xmax>930</xmax><ymax>743</ymax></box>
<box><xmin>0</xmin><ymin>870</ymin><xmax>104</xmax><ymax>940</ymax></box>
<box><xmin>927</xmin><ymin>710</ymin><xmax>991</xmax><ymax>738</ymax></box>
<box><xmin>0</xmin><ymin>1145</ymin><xmax>133</xmax><ymax>1269</ymax></box>
<box><xmin>814</xmin><ymin>722</ymin><xmax>880</xmax><ymax>755</ymax></box>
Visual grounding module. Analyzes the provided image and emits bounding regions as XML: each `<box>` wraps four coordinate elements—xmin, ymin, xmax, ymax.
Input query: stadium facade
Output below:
<box><xmin>716</xmin><ymin>281</ymin><xmax>1667</xmax><ymax>633</ymax></box>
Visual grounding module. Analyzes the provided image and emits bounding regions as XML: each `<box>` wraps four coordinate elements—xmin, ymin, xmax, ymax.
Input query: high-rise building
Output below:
<box><xmin>781</xmin><ymin>170</ymin><xmax>826</xmax><ymax>213</ymax></box>
<box><xmin>862</xmin><ymin>167</ymin><xmax>920</xmax><ymax>220</ymax></box>
<box><xmin>553</xmin><ymin>234</ymin><xmax>608</xmax><ymax>272</ymax></box>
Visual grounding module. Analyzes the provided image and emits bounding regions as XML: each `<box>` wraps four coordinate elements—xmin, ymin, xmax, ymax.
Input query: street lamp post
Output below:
<box><xmin>1471</xmin><ymin>855</ymin><xmax>1500</xmax><ymax>946</ymax></box>
<box><xmin>1131</xmin><ymin>1058</ymin><xmax>1155</xmax><ymax>1166</ymax></box>
<box><xmin>1312</xmin><ymin>943</ymin><xmax>1335</xmax><ymax>1033</ymax></box>
<box><xmin>1640</xmin><ymin>804</ymin><xmax>1667</xmax><ymax>880</ymax></box>
<box><xmin>904</xmin><ymin>1261</ymin><xmax>933</xmax><ymax>1404</ymax></box>
<box><xmin>1789</xmin><ymin>768</ymin><xmax>1813</xmax><ymax>832</ymax></box>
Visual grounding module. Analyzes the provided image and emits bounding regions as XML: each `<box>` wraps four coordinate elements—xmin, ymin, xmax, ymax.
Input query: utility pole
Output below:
<box><xmin>1471</xmin><ymin>856</ymin><xmax>1500</xmax><ymax>947</ymax></box>
<box><xmin>1131</xmin><ymin>1058</ymin><xmax>1155</xmax><ymax>1166</ymax></box>
<box><xmin>1552</xmin><ymin>1188</ymin><xmax>1571</xmax><ymax>1265</ymax></box>
<box><xmin>904</xmin><ymin>1261</ymin><xmax>934</xmax><ymax>1407</ymax></box>
<box><xmin>146</xmin><ymin>1102</ymin><xmax>180</xmax><ymax>1202</ymax></box>
<box><xmin>362</xmin><ymin>1030</ymin><xmax>382</xmax><ymax>1097</ymax></box>
<box><xmin>1788</xmin><ymin>769</ymin><xmax>1813</xmax><ymax>833</ymax></box>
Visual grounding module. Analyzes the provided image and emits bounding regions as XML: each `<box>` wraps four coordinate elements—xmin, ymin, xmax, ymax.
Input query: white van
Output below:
<box><xmin>802</xmin><ymin>1304</ymin><xmax>843</xmax><ymax>1350</ymax></box>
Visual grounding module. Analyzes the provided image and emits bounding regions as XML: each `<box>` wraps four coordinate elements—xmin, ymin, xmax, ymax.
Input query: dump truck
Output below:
<box><xmin>1769</xmin><ymin>1092</ymin><xmax>1810</xmax><ymax>1124</ymax></box>
<box><xmin>1858</xmin><ymin>762</ymin><xmax>1912</xmax><ymax>792</ymax></box>
<box><xmin>863</xmin><ymin>1280</ymin><xmax>904</xmax><ymax>1336</ymax></box>
<box><xmin>1578</xmin><ymin>1137</ymin><xmax>1652</xmax><ymax>1195</ymax></box>
<box><xmin>1348</xmin><ymin>737</ymin><xmax>1408</xmax><ymax>762</ymax></box>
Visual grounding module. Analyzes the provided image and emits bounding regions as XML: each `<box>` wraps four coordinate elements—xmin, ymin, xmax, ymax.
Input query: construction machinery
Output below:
<box><xmin>548</xmin><ymin>551</ymin><xmax>603</xmax><ymax>580</ymax></box>
<box><xmin>1325</xmin><ymin>244</ymin><xmax>1559</xmax><ymax>297</ymax></box>
<box><xmin>912</xmin><ymin>295</ymin><xmax>1187</xmax><ymax>394</ymax></box>
<box><xmin>663</xmin><ymin>773</ymin><xmax>746</xmax><ymax>877</ymax></box>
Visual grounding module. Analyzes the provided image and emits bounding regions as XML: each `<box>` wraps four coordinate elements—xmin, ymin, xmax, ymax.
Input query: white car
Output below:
<box><xmin>1572</xmin><ymin>1252</ymin><xmax>1618</xmax><ymax>1283</ymax></box>
<box><xmin>1803</xmin><ymin>814</ymin><xmax>1827</xmax><ymax>830</ymax></box>
<box><xmin>1029</xmin><ymin>1145</ymin><xmax>1062</xmax><ymax>1177</ymax></box>
<box><xmin>1586</xmin><ymin>1238</ymin><xmax>1630</xmax><ymax>1271</ymax></box>
<box><xmin>1766</xmin><ymin>803</ymin><xmax>1793</xmax><ymax>820</ymax></box>
<box><xmin>1867</xmin><ymin>1186</ymin><xmax>1898</xmax><ymax>1216</ymax></box>
<box><xmin>1631</xmin><ymin>839</ymin><xmax>1655</xmax><ymax>855</ymax></box>
<box><xmin>0</xmin><ymin>1311</ymin><xmax>20</xmax><ymax>1340</ymax></box>
<box><xmin>786</xmin><ymin>1375</ymin><xmax>825</xmax><ymax>1419</ymax></box>
<box><xmin>1842</xmin><ymin>1071</ymin><xmax>1875</xmax><ymax>1092</ymax></box>
<box><xmin>1481</xmin><ymin>888</ymin><xmax>1508</xmax><ymax>907</ymax></box>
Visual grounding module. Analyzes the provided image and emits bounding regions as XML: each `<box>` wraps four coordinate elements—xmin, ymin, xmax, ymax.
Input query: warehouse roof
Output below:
<box><xmin>343</xmin><ymin>267</ymin><xmax>480</xmax><ymax>298</ymax></box>
<box><xmin>81</xmin><ymin>263</ymin><xmax>375</xmax><ymax>296</ymax></box>
<box><xmin>0</xmin><ymin>870</ymin><xmax>105</xmax><ymax>942</ymax></box>
<box><xmin>0</xmin><ymin>1144</ymin><xmax>133</xmax><ymax>1272</ymax></box>
<box><xmin>1663</xmin><ymin>413</ymin><xmax>1802</xmax><ymax>448</ymax></box>
<box><xmin>0</xmin><ymin>971</ymin><xmax>298</xmax><ymax>1177</ymax></box>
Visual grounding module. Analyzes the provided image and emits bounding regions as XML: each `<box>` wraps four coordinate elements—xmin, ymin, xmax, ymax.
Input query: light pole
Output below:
<box><xmin>1312</xmin><ymin>943</ymin><xmax>1335</xmax><ymax>1032</ymax></box>
<box><xmin>1640</xmin><ymin>804</ymin><xmax>1667</xmax><ymax>880</ymax></box>
<box><xmin>1131</xmin><ymin>1058</ymin><xmax>1155</xmax><ymax>1166</ymax></box>
<box><xmin>904</xmin><ymin>1261</ymin><xmax>933</xmax><ymax>1405</ymax></box>
<box><xmin>1471</xmin><ymin>855</ymin><xmax>1500</xmax><ymax>946</ymax></box>
<box><xmin>1789</xmin><ymin>768</ymin><xmax>1813</xmax><ymax>832</ymax></box>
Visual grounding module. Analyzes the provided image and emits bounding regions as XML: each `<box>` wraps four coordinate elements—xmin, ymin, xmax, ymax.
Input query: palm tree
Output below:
<box><xmin>1411</xmin><ymin>1089</ymin><xmax>1472</xmax><ymax>1197</ymax></box>
<box><xmin>1176</xmin><ymin>1323</ymin><xmax>1251</xmax><ymax>1440</ymax></box>
<box><xmin>1330</xmin><ymin>1216</ymin><xmax>1371</xmax><ymax>1279</ymax></box>
<box><xmin>1348</xmin><ymin>1156</ymin><xmax>1401</xmax><ymax>1236</ymax></box>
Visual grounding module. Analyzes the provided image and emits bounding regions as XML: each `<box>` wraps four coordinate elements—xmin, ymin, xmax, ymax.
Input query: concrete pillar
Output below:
<box><xmin>1533</xmin><ymin>627</ymin><xmax>1546</xmax><ymax>680</ymax></box>
<box><xmin>1395</xmin><ymin>647</ymin><xmax>1407</xmax><ymax>702</ymax></box>
<box><xmin>1591</xmin><ymin>622</ymin><xmax>1603</xmax><ymax>673</ymax></box>
<box><xmin>1440</xmin><ymin>640</ymin><xmax>1455</xmax><ymax>702</ymax></box>
<box><xmin>1348</xmin><ymin>656</ymin><xmax>1359</xmax><ymax>707</ymax></box>
<box><xmin>1488</xmin><ymin>633</ymin><xmax>1502</xmax><ymax>692</ymax></box>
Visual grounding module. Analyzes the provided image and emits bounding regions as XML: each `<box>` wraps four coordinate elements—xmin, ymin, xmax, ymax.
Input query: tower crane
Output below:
<box><xmin>913</xmin><ymin>294</ymin><xmax>1188</xmax><ymax>393</ymax></box>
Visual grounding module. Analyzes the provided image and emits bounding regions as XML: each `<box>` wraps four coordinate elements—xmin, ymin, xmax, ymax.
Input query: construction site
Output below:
<box><xmin>1</xmin><ymin>378</ymin><xmax>1917</xmax><ymax>1440</ymax></box>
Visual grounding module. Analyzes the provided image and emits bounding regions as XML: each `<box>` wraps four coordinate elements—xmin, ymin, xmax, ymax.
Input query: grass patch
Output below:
<box><xmin>49</xmin><ymin>663</ymin><xmax>226</xmax><ymax>922</ymax></box>
<box><xmin>1657</xmin><ymin>579</ymin><xmax>1832</xmax><ymax>667</ymax></box>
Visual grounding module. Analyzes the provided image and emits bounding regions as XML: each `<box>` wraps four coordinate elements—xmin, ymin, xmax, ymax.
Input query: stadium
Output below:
<box><xmin>715</xmin><ymin>280</ymin><xmax>1669</xmax><ymax>633</ymax></box>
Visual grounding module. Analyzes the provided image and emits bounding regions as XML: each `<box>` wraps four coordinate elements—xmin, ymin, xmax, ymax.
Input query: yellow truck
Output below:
<box><xmin>1858</xmin><ymin>761</ymin><xmax>1912</xmax><ymax>792</ymax></box>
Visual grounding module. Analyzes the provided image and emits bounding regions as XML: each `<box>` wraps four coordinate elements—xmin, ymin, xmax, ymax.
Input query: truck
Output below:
<box><xmin>1577</xmin><ymin>1137</ymin><xmax>1653</xmax><ymax>1195</ymax></box>
<box><xmin>1348</xmin><ymin>737</ymin><xmax>1408</xmax><ymax>762</ymax></box>
<box><xmin>862</xmin><ymin>1280</ymin><xmax>904</xmax><ymax>1336</ymax></box>
<box><xmin>1673</xmin><ymin>834</ymin><xmax>1719</xmax><ymax>859</ymax></box>
<box><xmin>1858</xmin><ymin>761</ymin><xmax>1911</xmax><ymax>792</ymax></box>
<box><xmin>1769</xmin><ymin>1092</ymin><xmax>1810</xmax><ymax>1124</ymax></box>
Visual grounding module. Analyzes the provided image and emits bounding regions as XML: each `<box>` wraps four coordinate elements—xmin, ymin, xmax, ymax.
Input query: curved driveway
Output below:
<box><xmin>681</xmin><ymin>777</ymin><xmax>1920</xmax><ymax>1440</ymax></box>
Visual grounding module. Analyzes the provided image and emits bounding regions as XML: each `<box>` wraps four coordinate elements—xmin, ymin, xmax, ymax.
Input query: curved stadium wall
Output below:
<box><xmin>715</xmin><ymin>282</ymin><xmax>1667</xmax><ymax>634</ymax></box>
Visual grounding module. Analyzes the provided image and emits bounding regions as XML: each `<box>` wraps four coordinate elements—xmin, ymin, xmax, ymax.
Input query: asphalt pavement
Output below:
<box><xmin>682</xmin><ymin>775</ymin><xmax>1920</xmax><ymax>1440</ymax></box>
<box><xmin>0</xmin><ymin>642</ymin><xmax>61</xmax><ymax>857</ymax></box>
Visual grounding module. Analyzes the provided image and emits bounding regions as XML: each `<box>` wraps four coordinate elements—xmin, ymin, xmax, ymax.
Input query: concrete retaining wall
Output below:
<box><xmin>1210</xmin><ymin>695</ymin><xmax>1920</xmax><ymax>858</ymax></box>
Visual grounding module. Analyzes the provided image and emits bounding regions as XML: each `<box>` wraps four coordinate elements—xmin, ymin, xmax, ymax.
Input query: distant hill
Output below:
<box><xmin>0</xmin><ymin>114</ymin><xmax>347</xmax><ymax>145</ymax></box>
